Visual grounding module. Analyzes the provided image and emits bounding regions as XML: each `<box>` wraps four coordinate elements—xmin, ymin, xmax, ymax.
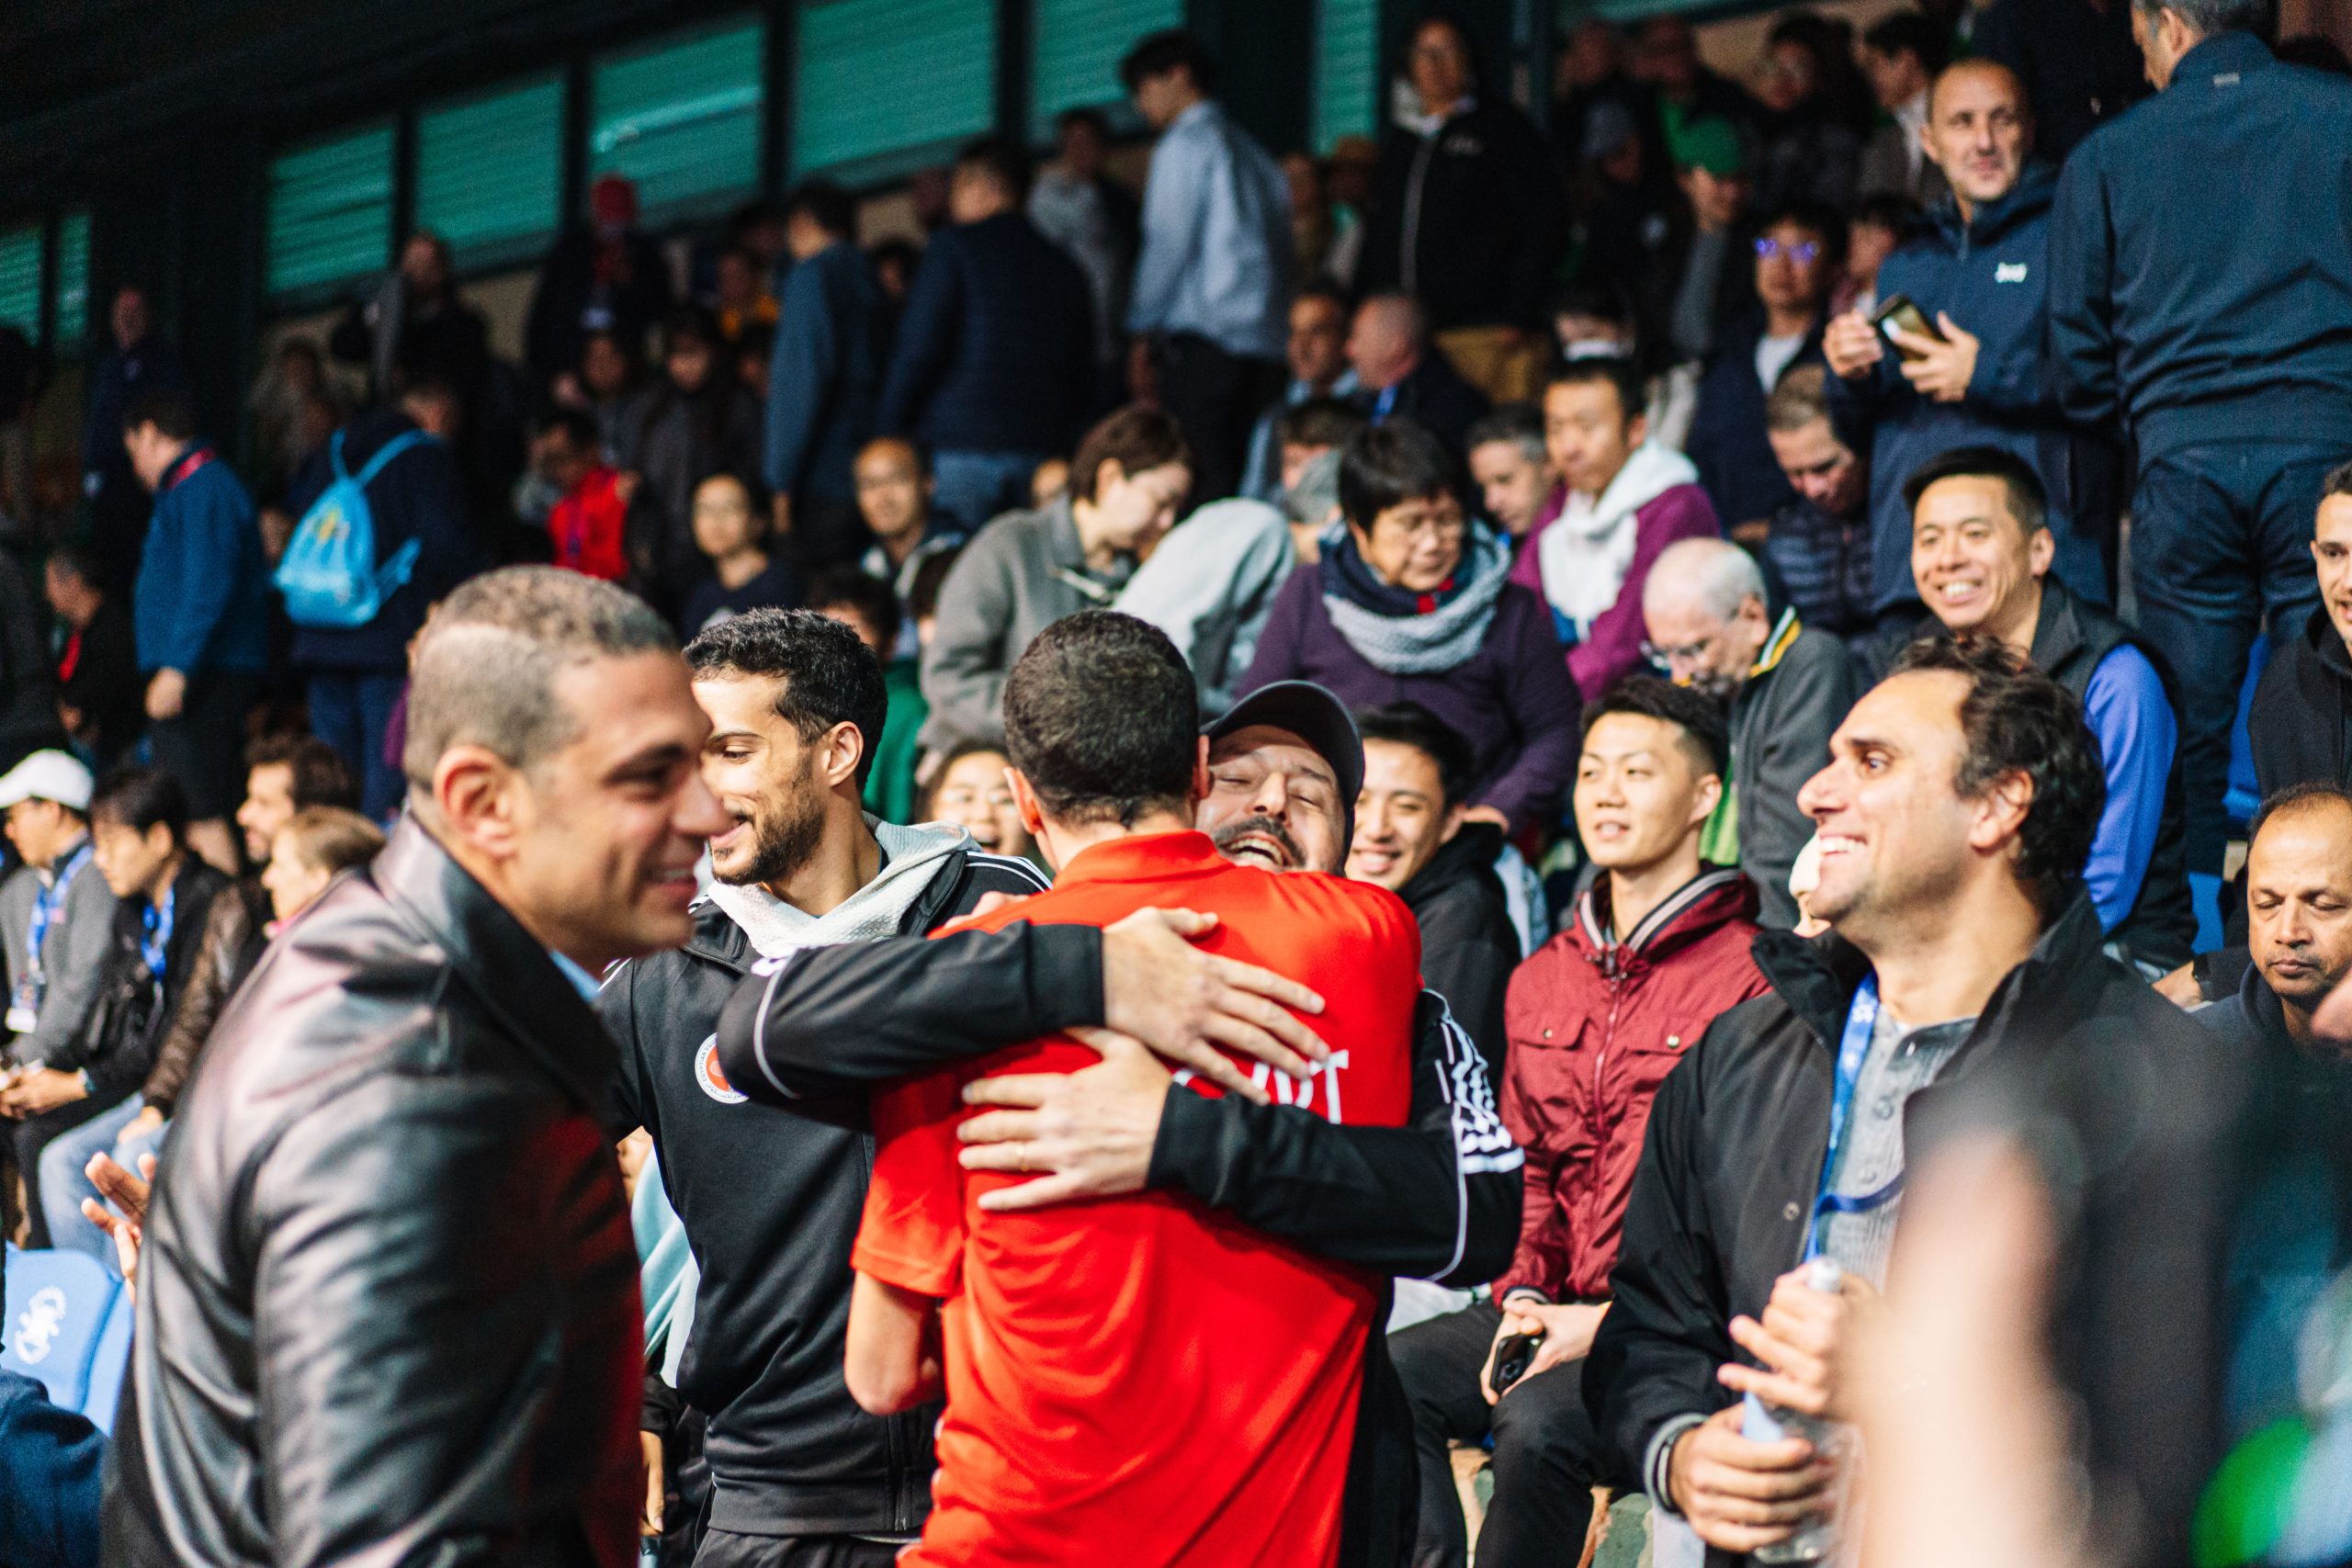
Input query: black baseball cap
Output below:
<box><xmin>1204</xmin><ymin>681</ymin><xmax>1364</xmax><ymax>815</ymax></box>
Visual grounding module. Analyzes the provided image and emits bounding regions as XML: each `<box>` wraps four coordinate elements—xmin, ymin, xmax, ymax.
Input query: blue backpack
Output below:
<box><xmin>275</xmin><ymin>428</ymin><xmax>432</xmax><ymax>629</ymax></box>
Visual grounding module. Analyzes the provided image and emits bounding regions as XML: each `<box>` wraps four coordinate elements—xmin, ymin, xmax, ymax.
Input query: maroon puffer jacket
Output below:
<box><xmin>1495</xmin><ymin>867</ymin><xmax>1768</xmax><ymax>1303</ymax></box>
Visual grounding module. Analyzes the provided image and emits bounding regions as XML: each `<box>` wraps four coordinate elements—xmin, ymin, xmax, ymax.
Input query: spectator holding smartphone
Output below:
<box><xmin>1826</xmin><ymin>59</ymin><xmax>2119</xmax><ymax>622</ymax></box>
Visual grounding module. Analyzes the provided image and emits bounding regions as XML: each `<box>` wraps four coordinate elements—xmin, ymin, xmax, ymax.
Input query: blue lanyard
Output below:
<box><xmin>141</xmin><ymin>883</ymin><xmax>176</xmax><ymax>982</ymax></box>
<box><xmin>1804</xmin><ymin>975</ymin><xmax>1904</xmax><ymax>1259</ymax></box>
<box><xmin>25</xmin><ymin>840</ymin><xmax>92</xmax><ymax>976</ymax></box>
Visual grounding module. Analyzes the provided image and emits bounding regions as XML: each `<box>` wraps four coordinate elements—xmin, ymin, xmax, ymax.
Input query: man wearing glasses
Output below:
<box><xmin>1823</xmin><ymin>58</ymin><xmax>2119</xmax><ymax>624</ymax></box>
<box><xmin>1687</xmin><ymin>200</ymin><xmax>1840</xmax><ymax>540</ymax></box>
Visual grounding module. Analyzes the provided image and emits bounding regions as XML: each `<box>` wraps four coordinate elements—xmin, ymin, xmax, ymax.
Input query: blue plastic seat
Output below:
<box><xmin>3</xmin><ymin>1243</ymin><xmax>130</xmax><ymax>1429</ymax></box>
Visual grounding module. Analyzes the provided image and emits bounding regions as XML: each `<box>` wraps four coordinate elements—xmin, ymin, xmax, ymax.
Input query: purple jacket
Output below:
<box><xmin>1510</xmin><ymin>481</ymin><xmax>1722</xmax><ymax>704</ymax></box>
<box><xmin>1240</xmin><ymin>564</ymin><xmax>1582</xmax><ymax>832</ymax></box>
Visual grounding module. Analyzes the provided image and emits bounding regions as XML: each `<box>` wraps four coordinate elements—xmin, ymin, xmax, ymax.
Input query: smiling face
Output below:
<box><xmin>2312</xmin><ymin>494</ymin><xmax>2352</xmax><ymax>659</ymax></box>
<box><xmin>2246</xmin><ymin>798</ymin><xmax>2352</xmax><ymax>1017</ymax></box>
<box><xmin>1348</xmin><ymin>739</ymin><xmax>1459</xmax><ymax>892</ymax></box>
<box><xmin>1910</xmin><ymin>473</ymin><xmax>2052</xmax><ymax>644</ymax></box>
<box><xmin>1575</xmin><ymin>712</ymin><xmax>1717</xmax><ymax>874</ymax></box>
<box><xmin>1797</xmin><ymin>670</ymin><xmax>1993</xmax><ymax>941</ymax></box>
<box><xmin>235</xmin><ymin>761</ymin><xmax>297</xmax><ymax>864</ymax></box>
<box><xmin>931</xmin><ymin>749</ymin><xmax>1032</xmax><ymax>858</ymax></box>
<box><xmin>1352</xmin><ymin>490</ymin><xmax>1467</xmax><ymax>594</ymax></box>
<box><xmin>1201</xmin><ymin>727</ymin><xmax>1345</xmax><ymax>874</ymax></box>
<box><xmin>693</xmin><ymin>670</ymin><xmax>846</xmax><ymax>890</ymax></box>
<box><xmin>1925</xmin><ymin>62</ymin><xmax>2030</xmax><ymax>212</ymax></box>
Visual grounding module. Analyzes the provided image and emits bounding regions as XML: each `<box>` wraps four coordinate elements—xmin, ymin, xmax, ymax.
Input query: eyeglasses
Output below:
<box><xmin>1641</xmin><ymin>634</ymin><xmax>1717</xmax><ymax>667</ymax></box>
<box><xmin>1754</xmin><ymin>237</ymin><xmax>1822</xmax><ymax>264</ymax></box>
<box><xmin>1377</xmin><ymin>503</ymin><xmax>1468</xmax><ymax>543</ymax></box>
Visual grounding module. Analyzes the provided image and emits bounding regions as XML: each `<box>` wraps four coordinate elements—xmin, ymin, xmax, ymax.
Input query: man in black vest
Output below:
<box><xmin>1875</xmin><ymin>446</ymin><xmax>2193</xmax><ymax>972</ymax></box>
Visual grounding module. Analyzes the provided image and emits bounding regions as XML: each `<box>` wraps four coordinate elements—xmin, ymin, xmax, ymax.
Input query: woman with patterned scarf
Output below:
<box><xmin>1242</xmin><ymin>418</ymin><xmax>1582</xmax><ymax>834</ymax></box>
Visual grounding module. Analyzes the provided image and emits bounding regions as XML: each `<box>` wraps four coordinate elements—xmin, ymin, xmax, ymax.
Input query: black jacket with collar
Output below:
<box><xmin>1362</xmin><ymin>98</ymin><xmax>1570</xmax><ymax>333</ymax></box>
<box><xmin>1585</xmin><ymin>895</ymin><xmax>2243</xmax><ymax>1566</ymax></box>
<box><xmin>1396</xmin><ymin>819</ymin><xmax>1520</xmax><ymax>1085</ymax></box>
<box><xmin>1866</xmin><ymin>580</ymin><xmax>2195</xmax><ymax>970</ymax></box>
<box><xmin>49</xmin><ymin>853</ymin><xmax>231</xmax><ymax>1107</ymax></box>
<box><xmin>104</xmin><ymin>818</ymin><xmax>644</xmax><ymax>1568</ymax></box>
<box><xmin>2250</xmin><ymin>605</ymin><xmax>2352</xmax><ymax>800</ymax></box>
<box><xmin>597</xmin><ymin>840</ymin><xmax>1048</xmax><ymax>1539</ymax></box>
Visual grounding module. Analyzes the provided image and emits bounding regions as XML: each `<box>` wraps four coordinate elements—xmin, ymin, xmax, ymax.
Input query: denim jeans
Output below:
<box><xmin>929</xmin><ymin>450</ymin><xmax>1051</xmax><ymax>536</ymax></box>
<box><xmin>37</xmin><ymin>1093</ymin><xmax>145</xmax><ymax>1267</ymax></box>
<box><xmin>2130</xmin><ymin>439</ymin><xmax>2350</xmax><ymax>873</ymax></box>
<box><xmin>308</xmin><ymin>671</ymin><xmax>410</xmax><ymax>821</ymax></box>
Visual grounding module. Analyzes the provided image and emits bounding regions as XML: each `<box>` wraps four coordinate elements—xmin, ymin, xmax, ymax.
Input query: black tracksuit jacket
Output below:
<box><xmin>598</xmin><ymin>844</ymin><xmax>1048</xmax><ymax>1539</ymax></box>
<box><xmin>714</xmin><ymin>916</ymin><xmax>1526</xmax><ymax>1568</ymax></box>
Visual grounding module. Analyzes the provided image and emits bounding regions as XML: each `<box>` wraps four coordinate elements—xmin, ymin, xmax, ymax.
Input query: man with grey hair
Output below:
<box><xmin>1346</xmin><ymin>292</ymin><xmax>1490</xmax><ymax>457</ymax></box>
<box><xmin>2047</xmin><ymin>0</ymin><xmax>2352</xmax><ymax>932</ymax></box>
<box><xmin>1642</xmin><ymin>536</ymin><xmax>1855</xmax><ymax>925</ymax></box>
<box><xmin>107</xmin><ymin>566</ymin><xmax>729</xmax><ymax>1568</ymax></box>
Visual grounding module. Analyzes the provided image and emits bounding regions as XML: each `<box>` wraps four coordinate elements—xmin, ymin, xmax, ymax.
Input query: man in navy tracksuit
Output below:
<box><xmin>2046</xmin><ymin>4</ymin><xmax>2352</xmax><ymax>926</ymax></box>
<box><xmin>124</xmin><ymin>387</ymin><xmax>270</xmax><ymax>868</ymax></box>
<box><xmin>1826</xmin><ymin>58</ymin><xmax>2120</xmax><ymax>620</ymax></box>
<box><xmin>284</xmin><ymin>380</ymin><xmax>479</xmax><ymax>819</ymax></box>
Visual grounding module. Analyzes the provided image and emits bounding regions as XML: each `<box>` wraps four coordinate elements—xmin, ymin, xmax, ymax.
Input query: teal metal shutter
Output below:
<box><xmin>0</xmin><ymin>227</ymin><xmax>40</xmax><ymax>341</ymax></box>
<box><xmin>52</xmin><ymin>210</ymin><xmax>89</xmax><ymax>346</ymax></box>
<box><xmin>1029</xmin><ymin>0</ymin><xmax>1183</xmax><ymax>140</ymax></box>
<box><xmin>1315</xmin><ymin>0</ymin><xmax>1380</xmax><ymax>151</ymax></box>
<box><xmin>266</xmin><ymin>123</ymin><xmax>395</xmax><ymax>300</ymax></box>
<box><xmin>416</xmin><ymin>74</ymin><xmax>565</xmax><ymax>269</ymax></box>
<box><xmin>793</xmin><ymin>0</ymin><xmax>996</xmax><ymax>181</ymax></box>
<box><xmin>590</xmin><ymin>17</ymin><xmax>766</xmax><ymax>226</ymax></box>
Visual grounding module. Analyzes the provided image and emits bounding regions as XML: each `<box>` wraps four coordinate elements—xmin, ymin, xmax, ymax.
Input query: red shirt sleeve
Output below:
<box><xmin>852</xmin><ymin>1068</ymin><xmax>970</xmax><ymax>1300</ymax></box>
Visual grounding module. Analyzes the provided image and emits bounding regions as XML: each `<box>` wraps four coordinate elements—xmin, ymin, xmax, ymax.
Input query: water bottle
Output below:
<box><xmin>1743</xmin><ymin>1257</ymin><xmax>1850</xmax><ymax>1564</ymax></box>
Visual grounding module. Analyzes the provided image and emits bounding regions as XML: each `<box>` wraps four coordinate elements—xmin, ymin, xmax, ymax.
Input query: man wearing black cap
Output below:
<box><xmin>716</xmin><ymin>675</ymin><xmax>1521</xmax><ymax>1567</ymax></box>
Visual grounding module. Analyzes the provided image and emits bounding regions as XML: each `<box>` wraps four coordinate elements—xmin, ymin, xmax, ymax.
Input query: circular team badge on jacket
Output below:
<box><xmin>695</xmin><ymin>1035</ymin><xmax>748</xmax><ymax>1105</ymax></box>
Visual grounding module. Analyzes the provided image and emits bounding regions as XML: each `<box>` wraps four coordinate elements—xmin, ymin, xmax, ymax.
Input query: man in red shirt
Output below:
<box><xmin>844</xmin><ymin>612</ymin><xmax>1422</xmax><ymax>1566</ymax></box>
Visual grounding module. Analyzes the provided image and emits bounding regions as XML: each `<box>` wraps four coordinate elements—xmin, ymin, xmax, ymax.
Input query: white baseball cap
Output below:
<box><xmin>0</xmin><ymin>750</ymin><xmax>95</xmax><ymax>813</ymax></box>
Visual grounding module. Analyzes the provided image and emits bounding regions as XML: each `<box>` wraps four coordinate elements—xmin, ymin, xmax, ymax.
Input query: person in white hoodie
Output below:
<box><xmin>1510</xmin><ymin>356</ymin><xmax>1724</xmax><ymax>704</ymax></box>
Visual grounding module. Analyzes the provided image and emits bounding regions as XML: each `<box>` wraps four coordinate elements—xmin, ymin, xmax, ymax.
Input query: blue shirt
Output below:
<box><xmin>0</xmin><ymin>1369</ymin><xmax>102</xmax><ymax>1568</ymax></box>
<box><xmin>131</xmin><ymin>446</ymin><xmax>270</xmax><ymax>676</ymax></box>
<box><xmin>1127</xmin><ymin>100</ymin><xmax>1292</xmax><ymax>360</ymax></box>
<box><xmin>2082</xmin><ymin>643</ymin><xmax>2177</xmax><ymax>931</ymax></box>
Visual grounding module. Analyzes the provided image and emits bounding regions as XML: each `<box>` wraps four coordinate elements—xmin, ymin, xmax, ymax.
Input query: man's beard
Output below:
<box><xmin>717</xmin><ymin>760</ymin><xmax>829</xmax><ymax>889</ymax></box>
<box><xmin>1212</xmin><ymin>815</ymin><xmax>1307</xmax><ymax>872</ymax></box>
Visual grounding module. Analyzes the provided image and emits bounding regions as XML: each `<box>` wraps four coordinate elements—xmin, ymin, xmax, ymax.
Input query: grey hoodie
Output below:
<box><xmin>0</xmin><ymin>833</ymin><xmax>120</xmax><ymax>1066</ymax></box>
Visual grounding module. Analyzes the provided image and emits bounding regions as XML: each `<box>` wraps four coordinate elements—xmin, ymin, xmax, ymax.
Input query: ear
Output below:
<box><xmin>1439</xmin><ymin>801</ymin><xmax>1467</xmax><ymax>845</ymax></box>
<box><xmin>1690</xmin><ymin>771</ymin><xmax>1725</xmax><ymax>829</ymax></box>
<box><xmin>1190</xmin><ymin>735</ymin><xmax>1212</xmax><ymax>807</ymax></box>
<box><xmin>1967</xmin><ymin>767</ymin><xmax>2035</xmax><ymax>856</ymax></box>
<box><xmin>820</xmin><ymin>720</ymin><xmax>866</xmax><ymax>795</ymax></box>
<box><xmin>1625</xmin><ymin>409</ymin><xmax>1650</xmax><ymax>449</ymax></box>
<box><xmin>1091</xmin><ymin>458</ymin><xmax>1125</xmax><ymax>503</ymax></box>
<box><xmin>433</xmin><ymin>744</ymin><xmax>527</xmax><ymax>863</ymax></box>
<box><xmin>2027</xmin><ymin>525</ymin><xmax>2056</xmax><ymax>579</ymax></box>
<box><xmin>1006</xmin><ymin>766</ymin><xmax>1047</xmax><ymax>837</ymax></box>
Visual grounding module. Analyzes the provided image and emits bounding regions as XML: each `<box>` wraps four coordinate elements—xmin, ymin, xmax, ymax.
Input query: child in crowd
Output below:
<box><xmin>538</xmin><ymin>411</ymin><xmax>629</xmax><ymax>583</ymax></box>
<box><xmin>922</xmin><ymin>739</ymin><xmax>1037</xmax><ymax>864</ymax></box>
<box><xmin>679</xmin><ymin>472</ymin><xmax>801</xmax><ymax>635</ymax></box>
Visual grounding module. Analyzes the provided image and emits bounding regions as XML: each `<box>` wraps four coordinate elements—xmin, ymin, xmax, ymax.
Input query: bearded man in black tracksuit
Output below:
<box><xmin>713</xmin><ymin>679</ymin><xmax>1525</xmax><ymax>1568</ymax></box>
<box><xmin>608</xmin><ymin>627</ymin><xmax>1519</xmax><ymax>1568</ymax></box>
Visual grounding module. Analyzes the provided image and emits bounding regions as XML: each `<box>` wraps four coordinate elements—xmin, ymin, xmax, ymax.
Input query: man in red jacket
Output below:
<box><xmin>1391</xmin><ymin>675</ymin><xmax>1768</xmax><ymax>1568</ymax></box>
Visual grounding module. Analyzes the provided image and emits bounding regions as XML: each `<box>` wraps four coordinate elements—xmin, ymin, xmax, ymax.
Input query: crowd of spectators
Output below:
<box><xmin>6</xmin><ymin>2</ymin><xmax>2352</xmax><ymax>1565</ymax></box>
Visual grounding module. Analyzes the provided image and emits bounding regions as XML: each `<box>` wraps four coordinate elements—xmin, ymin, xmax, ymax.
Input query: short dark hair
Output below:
<box><xmin>1464</xmin><ymin>402</ymin><xmax>1546</xmax><ymax>464</ymax></box>
<box><xmin>1757</xmin><ymin>198</ymin><xmax>1849</xmax><ymax>272</ymax></box>
<box><xmin>539</xmin><ymin>407</ymin><xmax>603</xmax><ymax>452</ymax></box>
<box><xmin>806</xmin><ymin>565</ymin><xmax>903</xmax><ymax>660</ymax></box>
<box><xmin>1071</xmin><ymin>405</ymin><xmax>1193</xmax><ymax>503</ymax></box>
<box><xmin>246</xmin><ymin>734</ymin><xmax>361</xmax><ymax>812</ymax></box>
<box><xmin>2248</xmin><ymin>780</ymin><xmax>2352</xmax><ymax>846</ymax></box>
<box><xmin>2323</xmin><ymin>458</ymin><xmax>2352</xmax><ymax>505</ymax></box>
<box><xmin>1277</xmin><ymin>396</ymin><xmax>1369</xmax><ymax>453</ymax></box>
<box><xmin>1339</xmin><ymin>419</ymin><xmax>1459</xmax><ymax>532</ymax></box>
<box><xmin>908</xmin><ymin>547</ymin><xmax>962</xmax><ymax>624</ymax></box>
<box><xmin>43</xmin><ymin>541</ymin><xmax>102</xmax><ymax>591</ymax></box>
<box><xmin>1545</xmin><ymin>356</ymin><xmax>1647</xmax><ymax>428</ymax></box>
<box><xmin>785</xmin><ymin>179</ymin><xmax>856</xmax><ymax>239</ymax></box>
<box><xmin>1355</xmin><ymin>702</ymin><xmax>1476</xmax><ymax>809</ymax></box>
<box><xmin>1863</xmin><ymin>10</ymin><xmax>1951</xmax><ymax>73</ymax></box>
<box><xmin>661</xmin><ymin>304</ymin><xmax>722</xmax><ymax>356</ymax></box>
<box><xmin>922</xmin><ymin>737</ymin><xmax>1012</xmax><ymax>818</ymax></box>
<box><xmin>1889</xmin><ymin>634</ymin><xmax>2105</xmax><ymax>921</ymax></box>
<box><xmin>1003</xmin><ymin>612</ymin><xmax>1199</xmax><ymax>828</ymax></box>
<box><xmin>2130</xmin><ymin>0</ymin><xmax>2274</xmax><ymax>39</ymax></box>
<box><xmin>1057</xmin><ymin>106</ymin><xmax>1112</xmax><ymax>139</ymax></box>
<box><xmin>1295</xmin><ymin>278</ymin><xmax>1351</xmax><ymax>317</ymax></box>
<box><xmin>1901</xmin><ymin>445</ymin><xmax>2049</xmax><ymax>536</ymax></box>
<box><xmin>122</xmin><ymin>385</ymin><xmax>199</xmax><ymax>441</ymax></box>
<box><xmin>90</xmin><ymin>765</ymin><xmax>187</xmax><ymax>843</ymax></box>
<box><xmin>1856</xmin><ymin>192</ymin><xmax>1922</xmax><ymax>237</ymax></box>
<box><xmin>1120</xmin><ymin>29</ymin><xmax>1216</xmax><ymax>95</ymax></box>
<box><xmin>1582</xmin><ymin>674</ymin><xmax>1732</xmax><ymax>780</ymax></box>
<box><xmin>956</xmin><ymin>135</ymin><xmax>1034</xmax><ymax>203</ymax></box>
<box><xmin>685</xmin><ymin>608</ymin><xmax>889</xmax><ymax>787</ymax></box>
<box><xmin>1764</xmin><ymin>364</ymin><xmax>1835</xmax><ymax>434</ymax></box>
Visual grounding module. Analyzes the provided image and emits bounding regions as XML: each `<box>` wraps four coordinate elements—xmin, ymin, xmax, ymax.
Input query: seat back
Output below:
<box><xmin>2</xmin><ymin>1244</ymin><xmax>126</xmax><ymax>1419</ymax></box>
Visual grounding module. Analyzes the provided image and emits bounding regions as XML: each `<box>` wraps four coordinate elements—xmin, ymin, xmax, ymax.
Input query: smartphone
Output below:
<box><xmin>1871</xmin><ymin>293</ymin><xmax>1945</xmax><ymax>359</ymax></box>
<box><xmin>1490</xmin><ymin>1331</ymin><xmax>1544</xmax><ymax>1396</ymax></box>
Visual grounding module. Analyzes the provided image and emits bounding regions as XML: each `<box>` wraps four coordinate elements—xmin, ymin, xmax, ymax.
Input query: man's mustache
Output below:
<box><xmin>1212</xmin><ymin>816</ymin><xmax>1306</xmax><ymax>868</ymax></box>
